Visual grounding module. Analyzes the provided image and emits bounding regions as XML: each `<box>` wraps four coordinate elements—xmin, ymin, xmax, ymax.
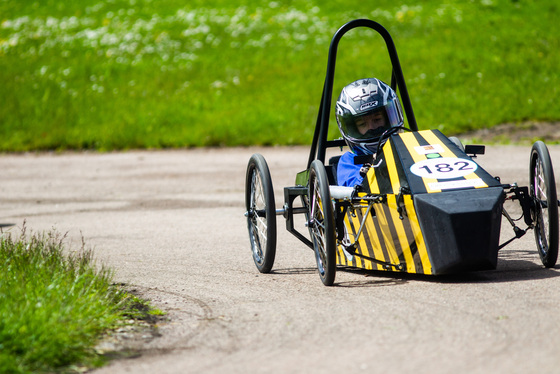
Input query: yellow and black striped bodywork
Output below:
<box><xmin>335</xmin><ymin>130</ymin><xmax>504</xmax><ymax>275</ymax></box>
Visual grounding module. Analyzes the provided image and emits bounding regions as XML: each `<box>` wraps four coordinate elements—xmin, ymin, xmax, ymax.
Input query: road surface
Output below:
<box><xmin>1</xmin><ymin>145</ymin><xmax>559</xmax><ymax>374</ymax></box>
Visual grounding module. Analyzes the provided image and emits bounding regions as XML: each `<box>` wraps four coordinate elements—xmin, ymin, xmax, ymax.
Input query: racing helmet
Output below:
<box><xmin>335</xmin><ymin>78</ymin><xmax>404</xmax><ymax>155</ymax></box>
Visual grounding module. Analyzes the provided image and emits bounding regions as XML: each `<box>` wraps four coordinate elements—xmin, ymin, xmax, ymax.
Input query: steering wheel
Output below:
<box><xmin>374</xmin><ymin>125</ymin><xmax>409</xmax><ymax>157</ymax></box>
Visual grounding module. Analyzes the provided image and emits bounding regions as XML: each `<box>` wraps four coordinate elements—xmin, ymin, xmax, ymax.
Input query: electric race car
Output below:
<box><xmin>244</xmin><ymin>19</ymin><xmax>559</xmax><ymax>286</ymax></box>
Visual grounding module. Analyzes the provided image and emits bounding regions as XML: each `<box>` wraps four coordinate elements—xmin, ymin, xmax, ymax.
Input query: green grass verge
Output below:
<box><xmin>1</xmin><ymin>0</ymin><xmax>559</xmax><ymax>150</ymax></box>
<box><xmin>0</xmin><ymin>226</ymin><xmax>161</xmax><ymax>373</ymax></box>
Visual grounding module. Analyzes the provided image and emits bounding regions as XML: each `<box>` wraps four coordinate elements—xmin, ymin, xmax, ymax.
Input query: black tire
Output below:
<box><xmin>449</xmin><ymin>136</ymin><xmax>465</xmax><ymax>152</ymax></box>
<box><xmin>308</xmin><ymin>160</ymin><xmax>337</xmax><ymax>286</ymax></box>
<box><xmin>529</xmin><ymin>141</ymin><xmax>559</xmax><ymax>267</ymax></box>
<box><xmin>245</xmin><ymin>154</ymin><xmax>277</xmax><ymax>273</ymax></box>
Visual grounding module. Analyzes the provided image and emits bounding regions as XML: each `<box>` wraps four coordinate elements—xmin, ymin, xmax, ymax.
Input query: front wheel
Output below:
<box><xmin>449</xmin><ymin>136</ymin><xmax>465</xmax><ymax>153</ymax></box>
<box><xmin>245</xmin><ymin>154</ymin><xmax>277</xmax><ymax>273</ymax></box>
<box><xmin>529</xmin><ymin>141</ymin><xmax>559</xmax><ymax>267</ymax></box>
<box><xmin>308</xmin><ymin>160</ymin><xmax>336</xmax><ymax>286</ymax></box>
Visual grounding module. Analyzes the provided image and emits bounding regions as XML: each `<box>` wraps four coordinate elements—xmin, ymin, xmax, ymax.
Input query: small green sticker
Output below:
<box><xmin>426</xmin><ymin>153</ymin><xmax>442</xmax><ymax>159</ymax></box>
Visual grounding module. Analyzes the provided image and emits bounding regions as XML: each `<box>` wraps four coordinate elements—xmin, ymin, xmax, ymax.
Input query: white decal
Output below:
<box><xmin>360</xmin><ymin>101</ymin><xmax>378</xmax><ymax>111</ymax></box>
<box><xmin>414</xmin><ymin>144</ymin><xmax>444</xmax><ymax>155</ymax></box>
<box><xmin>428</xmin><ymin>178</ymin><xmax>486</xmax><ymax>191</ymax></box>
<box><xmin>410</xmin><ymin>157</ymin><xmax>478</xmax><ymax>179</ymax></box>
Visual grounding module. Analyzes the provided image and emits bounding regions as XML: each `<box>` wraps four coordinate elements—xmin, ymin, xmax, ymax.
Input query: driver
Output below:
<box><xmin>335</xmin><ymin>78</ymin><xmax>404</xmax><ymax>186</ymax></box>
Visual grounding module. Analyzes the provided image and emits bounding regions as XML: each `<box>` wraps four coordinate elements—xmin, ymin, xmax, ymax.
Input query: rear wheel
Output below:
<box><xmin>308</xmin><ymin>160</ymin><xmax>336</xmax><ymax>286</ymax></box>
<box><xmin>245</xmin><ymin>154</ymin><xmax>277</xmax><ymax>273</ymax></box>
<box><xmin>529</xmin><ymin>141</ymin><xmax>559</xmax><ymax>267</ymax></box>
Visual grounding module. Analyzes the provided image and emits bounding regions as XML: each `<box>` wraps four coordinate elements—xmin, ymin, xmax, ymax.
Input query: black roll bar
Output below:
<box><xmin>307</xmin><ymin>19</ymin><xmax>418</xmax><ymax>169</ymax></box>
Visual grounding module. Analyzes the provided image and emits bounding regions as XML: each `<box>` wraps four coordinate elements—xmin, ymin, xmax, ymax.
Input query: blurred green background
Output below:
<box><xmin>1</xmin><ymin>0</ymin><xmax>558</xmax><ymax>151</ymax></box>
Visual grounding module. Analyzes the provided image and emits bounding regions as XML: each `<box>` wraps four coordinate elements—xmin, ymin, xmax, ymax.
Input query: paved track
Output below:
<box><xmin>1</xmin><ymin>145</ymin><xmax>560</xmax><ymax>374</ymax></box>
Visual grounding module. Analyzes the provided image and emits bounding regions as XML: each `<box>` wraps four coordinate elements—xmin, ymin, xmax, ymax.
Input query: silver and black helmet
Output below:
<box><xmin>335</xmin><ymin>78</ymin><xmax>404</xmax><ymax>155</ymax></box>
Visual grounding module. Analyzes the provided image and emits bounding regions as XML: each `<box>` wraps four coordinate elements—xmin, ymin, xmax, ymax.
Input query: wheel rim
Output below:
<box><xmin>310</xmin><ymin>174</ymin><xmax>328</xmax><ymax>277</ymax></box>
<box><xmin>533</xmin><ymin>157</ymin><xmax>551</xmax><ymax>256</ymax></box>
<box><xmin>249</xmin><ymin>168</ymin><xmax>267</xmax><ymax>265</ymax></box>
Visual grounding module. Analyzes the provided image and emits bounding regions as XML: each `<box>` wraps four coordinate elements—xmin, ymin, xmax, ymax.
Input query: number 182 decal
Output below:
<box><xmin>410</xmin><ymin>157</ymin><xmax>478</xmax><ymax>179</ymax></box>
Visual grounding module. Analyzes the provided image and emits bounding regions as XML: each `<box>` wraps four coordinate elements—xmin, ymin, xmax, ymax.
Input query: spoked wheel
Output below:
<box><xmin>308</xmin><ymin>160</ymin><xmax>336</xmax><ymax>286</ymax></box>
<box><xmin>245</xmin><ymin>154</ymin><xmax>277</xmax><ymax>273</ymax></box>
<box><xmin>529</xmin><ymin>141</ymin><xmax>559</xmax><ymax>267</ymax></box>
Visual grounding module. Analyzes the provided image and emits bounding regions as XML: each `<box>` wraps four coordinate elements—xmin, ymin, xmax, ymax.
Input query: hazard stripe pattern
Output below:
<box><xmin>336</xmin><ymin>196</ymin><xmax>432</xmax><ymax>274</ymax></box>
<box><xmin>335</xmin><ymin>129</ymin><xmax>496</xmax><ymax>274</ymax></box>
<box><xmin>392</xmin><ymin>130</ymin><xmax>490</xmax><ymax>194</ymax></box>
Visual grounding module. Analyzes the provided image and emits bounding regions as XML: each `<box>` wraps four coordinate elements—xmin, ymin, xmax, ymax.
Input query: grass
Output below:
<box><xmin>0</xmin><ymin>225</ymin><xmax>161</xmax><ymax>374</ymax></box>
<box><xmin>1</xmin><ymin>0</ymin><xmax>559</xmax><ymax>151</ymax></box>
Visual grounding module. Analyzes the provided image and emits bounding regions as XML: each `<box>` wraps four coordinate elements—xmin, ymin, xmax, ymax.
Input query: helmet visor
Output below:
<box><xmin>385</xmin><ymin>96</ymin><xmax>404</xmax><ymax>129</ymax></box>
<box><xmin>340</xmin><ymin>99</ymin><xmax>403</xmax><ymax>141</ymax></box>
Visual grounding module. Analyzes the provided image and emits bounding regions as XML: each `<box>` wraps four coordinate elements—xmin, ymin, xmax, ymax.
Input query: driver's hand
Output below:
<box><xmin>359</xmin><ymin>163</ymin><xmax>372</xmax><ymax>178</ymax></box>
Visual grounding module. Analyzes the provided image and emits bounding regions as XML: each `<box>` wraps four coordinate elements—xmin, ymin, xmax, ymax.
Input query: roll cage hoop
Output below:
<box><xmin>307</xmin><ymin>19</ymin><xmax>419</xmax><ymax>170</ymax></box>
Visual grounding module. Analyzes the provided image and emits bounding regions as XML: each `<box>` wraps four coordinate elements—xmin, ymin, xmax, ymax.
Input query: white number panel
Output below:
<box><xmin>410</xmin><ymin>157</ymin><xmax>478</xmax><ymax>179</ymax></box>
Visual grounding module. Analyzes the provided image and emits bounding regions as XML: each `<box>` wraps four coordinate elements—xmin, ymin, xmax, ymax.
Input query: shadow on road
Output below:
<box><xmin>336</xmin><ymin>277</ymin><xmax>408</xmax><ymax>288</ymax></box>
<box><xmin>270</xmin><ymin>266</ymin><xmax>411</xmax><ymax>288</ymax></box>
<box><xmin>251</xmin><ymin>249</ymin><xmax>559</xmax><ymax>288</ymax></box>
<box><xmin>286</xmin><ymin>250</ymin><xmax>560</xmax><ymax>288</ymax></box>
<box><xmin>270</xmin><ymin>267</ymin><xmax>317</xmax><ymax>276</ymax></box>
<box><xmin>333</xmin><ymin>251</ymin><xmax>560</xmax><ymax>286</ymax></box>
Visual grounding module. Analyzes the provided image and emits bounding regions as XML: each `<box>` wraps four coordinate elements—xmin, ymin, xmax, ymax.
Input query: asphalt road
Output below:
<box><xmin>2</xmin><ymin>145</ymin><xmax>560</xmax><ymax>374</ymax></box>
